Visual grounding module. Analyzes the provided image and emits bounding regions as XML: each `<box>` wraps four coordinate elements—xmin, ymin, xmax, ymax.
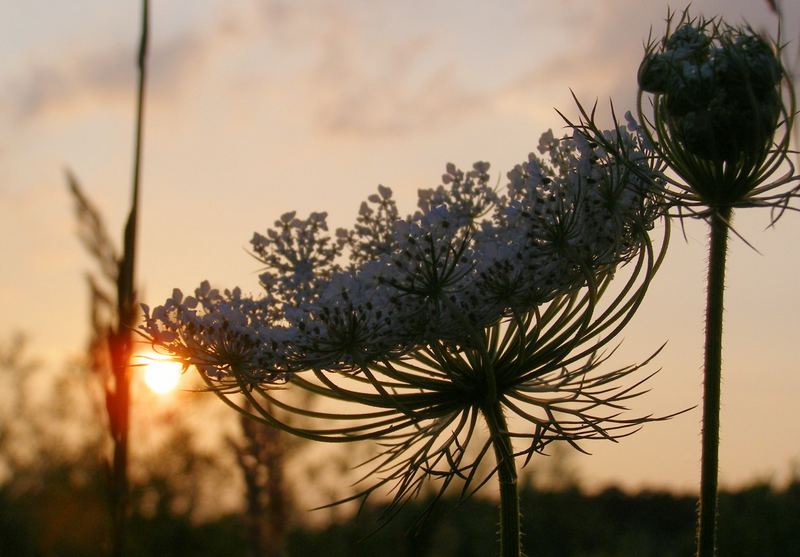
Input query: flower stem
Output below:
<box><xmin>697</xmin><ymin>205</ymin><xmax>732</xmax><ymax>557</ymax></box>
<box><xmin>483</xmin><ymin>400</ymin><xmax>522</xmax><ymax>557</ymax></box>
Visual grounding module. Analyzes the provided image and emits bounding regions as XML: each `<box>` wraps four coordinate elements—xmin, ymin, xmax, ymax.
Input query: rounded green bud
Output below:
<box><xmin>642</xmin><ymin>21</ymin><xmax>784</xmax><ymax>164</ymax></box>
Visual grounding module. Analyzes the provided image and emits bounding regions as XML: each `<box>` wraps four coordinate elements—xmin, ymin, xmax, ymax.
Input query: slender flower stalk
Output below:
<box><xmin>143</xmin><ymin>122</ymin><xmax>675</xmax><ymax>556</ymax></box>
<box><xmin>485</xmin><ymin>400</ymin><xmax>521</xmax><ymax>557</ymax></box>
<box><xmin>108</xmin><ymin>4</ymin><xmax>148</xmax><ymax>555</ymax></box>
<box><xmin>567</xmin><ymin>9</ymin><xmax>798</xmax><ymax>557</ymax></box>
<box><xmin>698</xmin><ymin>204</ymin><xmax>730</xmax><ymax>556</ymax></box>
<box><xmin>69</xmin><ymin>3</ymin><xmax>149</xmax><ymax>555</ymax></box>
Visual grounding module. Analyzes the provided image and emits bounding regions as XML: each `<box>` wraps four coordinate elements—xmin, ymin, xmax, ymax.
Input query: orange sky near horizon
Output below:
<box><xmin>1</xmin><ymin>0</ymin><xmax>798</xmax><ymax>496</ymax></box>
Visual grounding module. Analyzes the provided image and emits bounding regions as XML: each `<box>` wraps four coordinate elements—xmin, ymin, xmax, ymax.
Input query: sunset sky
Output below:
<box><xmin>1</xmin><ymin>0</ymin><xmax>798</xmax><ymax>495</ymax></box>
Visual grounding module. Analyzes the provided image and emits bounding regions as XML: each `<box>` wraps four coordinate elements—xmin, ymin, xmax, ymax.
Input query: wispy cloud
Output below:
<box><xmin>1</xmin><ymin>29</ymin><xmax>210</xmax><ymax>124</ymax></box>
<box><xmin>309</xmin><ymin>34</ymin><xmax>489</xmax><ymax>136</ymax></box>
<box><xmin>9</xmin><ymin>0</ymin><xmax>779</xmax><ymax>138</ymax></box>
<box><xmin>245</xmin><ymin>1</ymin><xmax>494</xmax><ymax>136</ymax></box>
<box><xmin>0</xmin><ymin>1</ymin><xmax>576</xmax><ymax>137</ymax></box>
<box><xmin>251</xmin><ymin>0</ymin><xmax>646</xmax><ymax>137</ymax></box>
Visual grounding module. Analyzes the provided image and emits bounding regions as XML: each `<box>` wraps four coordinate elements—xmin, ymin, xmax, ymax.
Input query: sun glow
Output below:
<box><xmin>141</xmin><ymin>355</ymin><xmax>182</xmax><ymax>395</ymax></box>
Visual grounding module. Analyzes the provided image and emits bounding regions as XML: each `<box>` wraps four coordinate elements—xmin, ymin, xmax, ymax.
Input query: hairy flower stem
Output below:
<box><xmin>483</xmin><ymin>400</ymin><xmax>522</xmax><ymax>557</ymax></box>
<box><xmin>697</xmin><ymin>205</ymin><xmax>731</xmax><ymax>557</ymax></box>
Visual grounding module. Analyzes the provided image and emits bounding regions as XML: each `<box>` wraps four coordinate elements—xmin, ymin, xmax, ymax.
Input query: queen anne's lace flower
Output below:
<box><xmin>417</xmin><ymin>161</ymin><xmax>498</xmax><ymax>227</ymax></box>
<box><xmin>142</xmin><ymin>123</ymin><xmax>670</xmax><ymax>519</ymax></box>
<box><xmin>252</xmin><ymin>211</ymin><xmax>341</xmax><ymax>307</ymax></box>
<box><xmin>336</xmin><ymin>184</ymin><xmax>399</xmax><ymax>268</ymax></box>
<box><xmin>141</xmin><ymin>282</ymin><xmax>291</xmax><ymax>383</ymax></box>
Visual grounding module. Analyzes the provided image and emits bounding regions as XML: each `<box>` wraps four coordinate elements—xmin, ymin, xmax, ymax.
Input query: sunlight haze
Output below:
<box><xmin>1</xmin><ymin>0</ymin><xmax>798</xmax><ymax>496</ymax></box>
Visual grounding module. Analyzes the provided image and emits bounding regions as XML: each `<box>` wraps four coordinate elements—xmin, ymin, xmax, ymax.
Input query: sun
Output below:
<box><xmin>141</xmin><ymin>355</ymin><xmax>183</xmax><ymax>395</ymax></box>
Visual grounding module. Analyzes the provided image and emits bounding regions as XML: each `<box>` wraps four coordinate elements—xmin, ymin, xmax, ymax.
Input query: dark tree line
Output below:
<box><xmin>3</xmin><ymin>463</ymin><xmax>798</xmax><ymax>557</ymax></box>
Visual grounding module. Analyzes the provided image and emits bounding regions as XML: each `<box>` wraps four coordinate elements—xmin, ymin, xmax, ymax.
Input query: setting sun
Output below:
<box><xmin>141</xmin><ymin>356</ymin><xmax>182</xmax><ymax>395</ymax></box>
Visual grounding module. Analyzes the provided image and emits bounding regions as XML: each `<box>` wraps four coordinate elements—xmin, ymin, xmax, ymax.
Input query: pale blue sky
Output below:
<box><xmin>1</xmin><ymin>0</ymin><xmax>798</xmax><ymax>494</ymax></box>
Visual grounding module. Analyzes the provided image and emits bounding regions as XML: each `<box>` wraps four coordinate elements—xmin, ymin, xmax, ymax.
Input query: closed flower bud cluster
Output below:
<box><xmin>638</xmin><ymin>18</ymin><xmax>783</xmax><ymax>163</ymax></box>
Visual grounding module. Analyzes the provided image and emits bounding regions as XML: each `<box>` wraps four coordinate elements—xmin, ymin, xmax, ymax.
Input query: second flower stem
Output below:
<box><xmin>484</xmin><ymin>400</ymin><xmax>522</xmax><ymax>557</ymax></box>
<box><xmin>697</xmin><ymin>205</ymin><xmax>732</xmax><ymax>557</ymax></box>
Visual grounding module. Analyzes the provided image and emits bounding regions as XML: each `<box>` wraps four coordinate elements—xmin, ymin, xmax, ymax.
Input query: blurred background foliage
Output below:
<box><xmin>1</xmin><ymin>335</ymin><xmax>798</xmax><ymax>556</ymax></box>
